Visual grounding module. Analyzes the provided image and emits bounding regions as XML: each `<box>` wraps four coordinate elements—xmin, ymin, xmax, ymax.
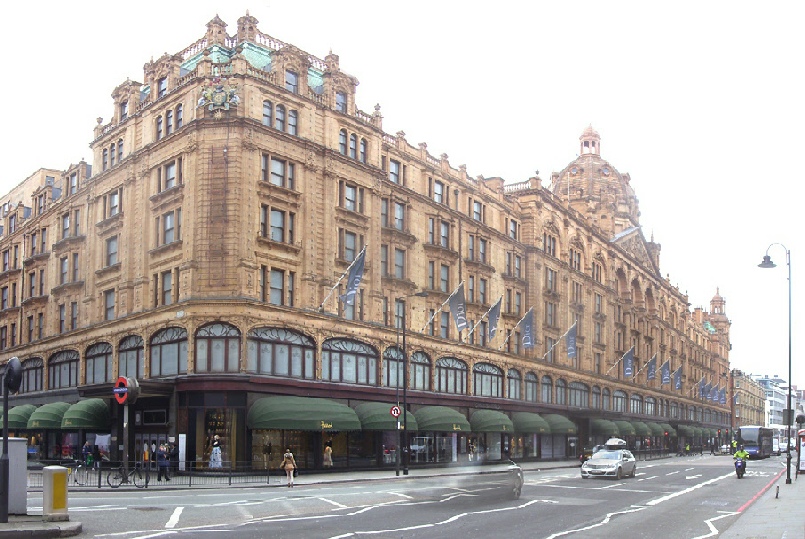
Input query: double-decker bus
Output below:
<box><xmin>736</xmin><ymin>425</ymin><xmax>773</xmax><ymax>459</ymax></box>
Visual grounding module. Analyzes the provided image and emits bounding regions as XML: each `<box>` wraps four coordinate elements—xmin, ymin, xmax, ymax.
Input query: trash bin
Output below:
<box><xmin>0</xmin><ymin>437</ymin><xmax>27</xmax><ymax>515</ymax></box>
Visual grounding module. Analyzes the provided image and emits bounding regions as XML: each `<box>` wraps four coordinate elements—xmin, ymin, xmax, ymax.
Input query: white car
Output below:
<box><xmin>580</xmin><ymin>448</ymin><xmax>636</xmax><ymax>479</ymax></box>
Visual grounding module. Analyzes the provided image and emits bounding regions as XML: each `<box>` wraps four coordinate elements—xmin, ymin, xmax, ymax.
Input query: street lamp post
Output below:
<box><xmin>395</xmin><ymin>291</ymin><xmax>428</xmax><ymax>477</ymax></box>
<box><xmin>758</xmin><ymin>244</ymin><xmax>793</xmax><ymax>485</ymax></box>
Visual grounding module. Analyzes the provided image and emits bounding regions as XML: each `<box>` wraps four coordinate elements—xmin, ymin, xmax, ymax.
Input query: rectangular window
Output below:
<box><xmin>546</xmin><ymin>267</ymin><xmax>557</xmax><ymax>291</ymax></box>
<box><xmin>37</xmin><ymin>313</ymin><xmax>44</xmax><ymax>339</ymax></box>
<box><xmin>394</xmin><ymin>248</ymin><xmax>405</xmax><ymax>279</ymax></box>
<box><xmin>106</xmin><ymin>236</ymin><xmax>118</xmax><ymax>266</ymax></box>
<box><xmin>428</xmin><ymin>261</ymin><xmax>434</xmax><ymax>289</ymax></box>
<box><xmin>1</xmin><ymin>287</ymin><xmax>7</xmax><ymax>310</ymax></box>
<box><xmin>595</xmin><ymin>293</ymin><xmax>602</xmax><ymax>313</ymax></box>
<box><xmin>264</xmin><ymin>156</ymin><xmax>295</xmax><ymax>189</ymax></box>
<box><xmin>388</xmin><ymin>160</ymin><xmax>400</xmax><ymax>184</ymax></box>
<box><xmin>159</xmin><ymin>208</ymin><xmax>182</xmax><ymax>245</ymax></box>
<box><xmin>479</xmin><ymin>278</ymin><xmax>488</xmax><ymax>304</ymax></box>
<box><xmin>72</xmin><ymin>253</ymin><xmax>79</xmax><ymax>282</ymax></box>
<box><xmin>69</xmin><ymin>172</ymin><xmax>78</xmax><ymax>195</ymax></box>
<box><xmin>162</xmin><ymin>270</ymin><xmax>173</xmax><ymax>305</ymax></box>
<box><xmin>335</xmin><ymin>91</ymin><xmax>346</xmax><ymax>112</ymax></box>
<box><xmin>59</xmin><ymin>304</ymin><xmax>66</xmax><ymax>333</ymax></box>
<box><xmin>61</xmin><ymin>213</ymin><xmax>70</xmax><ymax>240</ymax></box>
<box><xmin>60</xmin><ymin>257</ymin><xmax>68</xmax><ymax>284</ymax></box>
<box><xmin>381</xmin><ymin>245</ymin><xmax>389</xmax><ymax>276</ymax></box>
<box><xmin>120</xmin><ymin>102</ymin><xmax>128</xmax><ymax>121</ymax></box>
<box><xmin>285</xmin><ymin>70</ymin><xmax>299</xmax><ymax>93</ymax></box>
<box><xmin>433</xmin><ymin>180</ymin><xmax>444</xmax><ymax>204</ymax></box>
<box><xmin>440</xmin><ymin>264</ymin><xmax>449</xmax><ymax>293</ymax></box>
<box><xmin>394</xmin><ymin>202</ymin><xmax>405</xmax><ymax>231</ymax></box>
<box><xmin>380</xmin><ymin>199</ymin><xmax>389</xmax><ymax>227</ymax></box>
<box><xmin>28</xmin><ymin>272</ymin><xmax>35</xmax><ymax>298</ymax></box>
<box><xmin>509</xmin><ymin>219</ymin><xmax>518</xmax><ymax>240</ymax></box>
<box><xmin>593</xmin><ymin>262</ymin><xmax>602</xmax><ymax>283</ymax></box>
<box><xmin>104</xmin><ymin>290</ymin><xmax>115</xmax><ymax>321</ymax></box>
<box><xmin>545</xmin><ymin>302</ymin><xmax>556</xmax><ymax>327</ymax></box>
<box><xmin>30</xmin><ymin>233</ymin><xmax>37</xmax><ymax>256</ymax></box>
<box><xmin>41</xmin><ymin>228</ymin><xmax>48</xmax><ymax>253</ymax></box>
<box><xmin>70</xmin><ymin>302</ymin><xmax>78</xmax><ymax>330</ymax></box>
<box><xmin>157</xmin><ymin>77</ymin><xmax>168</xmax><ymax>98</ymax></box>
<box><xmin>27</xmin><ymin>315</ymin><xmax>33</xmax><ymax>343</ymax></box>
<box><xmin>544</xmin><ymin>233</ymin><xmax>557</xmax><ymax>257</ymax></box>
<box><xmin>440</xmin><ymin>221</ymin><xmax>450</xmax><ymax>248</ymax></box>
<box><xmin>166</xmin><ymin>109</ymin><xmax>174</xmax><ymax>135</ymax></box>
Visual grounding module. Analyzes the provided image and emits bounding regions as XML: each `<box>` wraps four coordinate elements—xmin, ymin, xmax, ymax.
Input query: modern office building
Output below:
<box><xmin>0</xmin><ymin>13</ymin><xmax>731</xmax><ymax>471</ymax></box>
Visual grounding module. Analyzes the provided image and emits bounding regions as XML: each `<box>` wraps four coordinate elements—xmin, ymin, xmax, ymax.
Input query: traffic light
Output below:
<box><xmin>664</xmin><ymin>431</ymin><xmax>669</xmax><ymax>437</ymax></box>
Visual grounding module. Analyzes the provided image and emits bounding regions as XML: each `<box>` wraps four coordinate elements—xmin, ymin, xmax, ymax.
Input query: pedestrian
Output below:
<box><xmin>209</xmin><ymin>435</ymin><xmax>222</xmax><ymax>469</ymax></box>
<box><xmin>169</xmin><ymin>441</ymin><xmax>180</xmax><ymax>473</ymax></box>
<box><xmin>281</xmin><ymin>447</ymin><xmax>297</xmax><ymax>487</ymax></box>
<box><xmin>157</xmin><ymin>444</ymin><xmax>171</xmax><ymax>481</ymax></box>
<box><xmin>685</xmin><ymin>443</ymin><xmax>690</xmax><ymax>456</ymax></box>
<box><xmin>82</xmin><ymin>441</ymin><xmax>92</xmax><ymax>466</ymax></box>
<box><xmin>323</xmin><ymin>441</ymin><xmax>333</xmax><ymax>468</ymax></box>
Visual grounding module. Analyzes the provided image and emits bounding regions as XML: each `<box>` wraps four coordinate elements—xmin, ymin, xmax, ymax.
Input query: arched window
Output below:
<box><xmin>339</xmin><ymin>129</ymin><xmax>348</xmax><ymax>155</ymax></box>
<box><xmin>151</xmin><ymin>327</ymin><xmax>188</xmax><ymax>377</ymax></box>
<box><xmin>195</xmin><ymin>323</ymin><xmax>241</xmax><ymax>373</ymax></box>
<box><xmin>274</xmin><ymin>104</ymin><xmax>286</xmax><ymax>131</ymax></box>
<box><xmin>592</xmin><ymin>386</ymin><xmax>602</xmax><ymax>409</ymax></box>
<box><xmin>602</xmin><ymin>388</ymin><xmax>611</xmax><ymax>411</ymax></box>
<box><xmin>435</xmin><ymin>357</ymin><xmax>467</xmax><ymax>394</ymax></box>
<box><xmin>644</xmin><ymin>397</ymin><xmax>657</xmax><ymax>415</ymax></box>
<box><xmin>48</xmin><ymin>350</ymin><xmax>79</xmax><ymax>389</ymax></box>
<box><xmin>322</xmin><ymin>338</ymin><xmax>378</xmax><ymax>385</ymax></box>
<box><xmin>525</xmin><ymin>372</ymin><xmax>538</xmax><ymax>402</ymax></box>
<box><xmin>383</xmin><ymin>346</ymin><xmax>404</xmax><ymax>388</ymax></box>
<box><xmin>119</xmin><ymin>336</ymin><xmax>144</xmax><ymax>379</ymax></box>
<box><xmin>21</xmin><ymin>357</ymin><xmax>43</xmax><ymax>393</ymax></box>
<box><xmin>288</xmin><ymin>110</ymin><xmax>298</xmax><ymax>135</ymax></box>
<box><xmin>555</xmin><ymin>379</ymin><xmax>567</xmax><ymax>405</ymax></box>
<box><xmin>109</xmin><ymin>143</ymin><xmax>116</xmax><ymax>166</ymax></box>
<box><xmin>613</xmin><ymin>390</ymin><xmax>628</xmax><ymax>412</ymax></box>
<box><xmin>409</xmin><ymin>351</ymin><xmax>431</xmax><ymax>391</ymax></box>
<box><xmin>569</xmin><ymin>382</ymin><xmax>589</xmax><ymax>408</ymax></box>
<box><xmin>246</xmin><ymin>327</ymin><xmax>314</xmax><ymax>379</ymax></box>
<box><xmin>541</xmin><ymin>375</ymin><xmax>553</xmax><ymax>404</ymax></box>
<box><xmin>85</xmin><ymin>342</ymin><xmax>113</xmax><ymax>384</ymax></box>
<box><xmin>507</xmin><ymin>369</ymin><xmax>521</xmax><ymax>399</ymax></box>
<box><xmin>630</xmin><ymin>394</ymin><xmax>643</xmax><ymax>414</ymax></box>
<box><xmin>473</xmin><ymin>363</ymin><xmax>503</xmax><ymax>397</ymax></box>
<box><xmin>262</xmin><ymin>100</ymin><xmax>272</xmax><ymax>126</ymax></box>
<box><xmin>349</xmin><ymin>134</ymin><xmax>357</xmax><ymax>159</ymax></box>
<box><xmin>359</xmin><ymin>138</ymin><xmax>367</xmax><ymax>163</ymax></box>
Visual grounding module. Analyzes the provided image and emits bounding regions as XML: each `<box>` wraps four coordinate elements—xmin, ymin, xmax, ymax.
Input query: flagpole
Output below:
<box><xmin>605</xmin><ymin>347</ymin><xmax>633</xmax><ymax>376</ymax></box>
<box><xmin>420</xmin><ymin>281</ymin><xmax>464</xmax><ymax>333</ymax></box>
<box><xmin>318</xmin><ymin>246</ymin><xmax>366</xmax><ymax>312</ymax></box>
<box><xmin>540</xmin><ymin>321</ymin><xmax>577</xmax><ymax>361</ymax></box>
<box><xmin>464</xmin><ymin>296</ymin><xmax>501</xmax><ymax>343</ymax></box>
<box><xmin>498</xmin><ymin>307</ymin><xmax>532</xmax><ymax>351</ymax></box>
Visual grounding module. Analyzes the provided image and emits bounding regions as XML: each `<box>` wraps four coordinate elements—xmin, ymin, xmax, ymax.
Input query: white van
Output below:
<box><xmin>772</xmin><ymin>439</ymin><xmax>780</xmax><ymax>455</ymax></box>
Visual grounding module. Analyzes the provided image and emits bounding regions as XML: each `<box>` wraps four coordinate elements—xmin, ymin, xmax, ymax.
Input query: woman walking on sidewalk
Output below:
<box><xmin>281</xmin><ymin>447</ymin><xmax>297</xmax><ymax>487</ymax></box>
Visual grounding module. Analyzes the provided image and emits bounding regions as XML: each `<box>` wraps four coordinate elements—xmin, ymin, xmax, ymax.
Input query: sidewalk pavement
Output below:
<box><xmin>1</xmin><ymin>455</ymin><xmax>801</xmax><ymax>538</ymax></box>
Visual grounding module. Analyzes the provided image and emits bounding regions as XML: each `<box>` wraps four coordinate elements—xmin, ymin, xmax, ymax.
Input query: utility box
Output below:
<box><xmin>42</xmin><ymin>466</ymin><xmax>69</xmax><ymax>522</ymax></box>
<box><xmin>0</xmin><ymin>437</ymin><xmax>28</xmax><ymax>515</ymax></box>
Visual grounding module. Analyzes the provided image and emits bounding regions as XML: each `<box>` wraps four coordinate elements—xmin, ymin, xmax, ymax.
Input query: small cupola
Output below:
<box><xmin>580</xmin><ymin>124</ymin><xmax>601</xmax><ymax>155</ymax></box>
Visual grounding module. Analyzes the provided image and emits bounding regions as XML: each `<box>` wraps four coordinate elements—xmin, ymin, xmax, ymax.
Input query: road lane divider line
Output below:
<box><xmin>645</xmin><ymin>471</ymin><xmax>733</xmax><ymax>506</ymax></box>
<box><xmin>543</xmin><ymin>506</ymin><xmax>647</xmax><ymax>539</ymax></box>
<box><xmin>690</xmin><ymin>511</ymin><xmax>740</xmax><ymax>539</ymax></box>
<box><xmin>165</xmin><ymin>507</ymin><xmax>183</xmax><ymax>529</ymax></box>
<box><xmin>319</xmin><ymin>497</ymin><xmax>349</xmax><ymax>508</ymax></box>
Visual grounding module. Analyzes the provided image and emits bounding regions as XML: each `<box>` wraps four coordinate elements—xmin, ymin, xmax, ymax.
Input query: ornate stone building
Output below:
<box><xmin>731</xmin><ymin>370</ymin><xmax>766</xmax><ymax>430</ymax></box>
<box><xmin>0</xmin><ymin>13</ymin><xmax>731</xmax><ymax>470</ymax></box>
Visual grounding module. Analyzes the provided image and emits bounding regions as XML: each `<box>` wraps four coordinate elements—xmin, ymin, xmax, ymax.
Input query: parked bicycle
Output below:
<box><xmin>107</xmin><ymin>463</ymin><xmax>149</xmax><ymax>488</ymax></box>
<box><xmin>61</xmin><ymin>459</ymin><xmax>96</xmax><ymax>486</ymax></box>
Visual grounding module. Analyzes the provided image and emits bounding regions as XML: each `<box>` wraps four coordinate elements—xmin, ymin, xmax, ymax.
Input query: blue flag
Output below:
<box><xmin>447</xmin><ymin>283</ymin><xmax>469</xmax><ymax>332</ymax></box>
<box><xmin>339</xmin><ymin>248</ymin><xmax>365</xmax><ymax>306</ymax></box>
<box><xmin>674</xmin><ymin>367</ymin><xmax>682</xmax><ymax>390</ymax></box>
<box><xmin>623</xmin><ymin>347</ymin><xmax>634</xmax><ymax>378</ymax></box>
<box><xmin>660</xmin><ymin>360</ymin><xmax>671</xmax><ymax>385</ymax></box>
<box><xmin>646</xmin><ymin>355</ymin><xmax>657</xmax><ymax>381</ymax></box>
<box><xmin>566</xmin><ymin>322</ymin><xmax>577</xmax><ymax>359</ymax></box>
<box><xmin>703</xmin><ymin>382</ymin><xmax>712</xmax><ymax>400</ymax></box>
<box><xmin>720</xmin><ymin>388</ymin><xmax>726</xmax><ymax>405</ymax></box>
<box><xmin>487</xmin><ymin>297</ymin><xmax>502</xmax><ymax>340</ymax></box>
<box><xmin>710</xmin><ymin>385</ymin><xmax>719</xmax><ymax>401</ymax></box>
<box><xmin>699</xmin><ymin>377</ymin><xmax>707</xmax><ymax>398</ymax></box>
<box><xmin>521</xmin><ymin>308</ymin><xmax>535</xmax><ymax>349</ymax></box>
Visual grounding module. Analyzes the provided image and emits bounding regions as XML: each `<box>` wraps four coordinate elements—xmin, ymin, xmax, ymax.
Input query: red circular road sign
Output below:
<box><xmin>113</xmin><ymin>376</ymin><xmax>129</xmax><ymax>404</ymax></box>
<box><xmin>390</xmin><ymin>405</ymin><xmax>401</xmax><ymax>418</ymax></box>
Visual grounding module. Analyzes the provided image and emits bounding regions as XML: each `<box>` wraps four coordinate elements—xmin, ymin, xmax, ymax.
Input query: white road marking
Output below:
<box><xmin>690</xmin><ymin>511</ymin><xmax>740</xmax><ymax>539</ymax></box>
<box><xmin>646</xmin><ymin>471</ymin><xmax>733</xmax><ymax>506</ymax></box>
<box><xmin>165</xmin><ymin>506</ymin><xmax>183</xmax><ymax>528</ymax></box>
<box><xmin>543</xmin><ymin>506</ymin><xmax>648</xmax><ymax>538</ymax></box>
<box><xmin>686</xmin><ymin>474</ymin><xmax>703</xmax><ymax>479</ymax></box>
<box><xmin>320</xmin><ymin>497</ymin><xmax>349</xmax><ymax>508</ymax></box>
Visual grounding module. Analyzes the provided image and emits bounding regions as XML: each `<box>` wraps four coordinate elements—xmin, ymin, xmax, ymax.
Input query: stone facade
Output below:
<box><xmin>0</xmin><ymin>13</ymin><xmax>731</xmax><ymax>464</ymax></box>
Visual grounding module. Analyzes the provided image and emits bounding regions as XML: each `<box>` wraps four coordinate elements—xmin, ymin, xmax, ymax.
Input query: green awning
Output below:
<box><xmin>8</xmin><ymin>405</ymin><xmax>37</xmax><ymax>430</ymax></box>
<box><xmin>693</xmin><ymin>427</ymin><xmax>704</xmax><ymax>439</ymax></box>
<box><xmin>613</xmin><ymin>420</ymin><xmax>636</xmax><ymax>436</ymax></box>
<box><xmin>591</xmin><ymin>419</ymin><xmax>620</xmax><ymax>437</ymax></box>
<box><xmin>708</xmin><ymin>428</ymin><xmax>719</xmax><ymax>439</ymax></box>
<box><xmin>62</xmin><ymin>399</ymin><xmax>110</xmax><ymax>430</ymax></box>
<box><xmin>511</xmin><ymin>412</ymin><xmax>551</xmax><ymax>434</ymax></box>
<box><xmin>414</xmin><ymin>406</ymin><xmax>470</xmax><ymax>432</ymax></box>
<box><xmin>645</xmin><ymin>421</ymin><xmax>665</xmax><ymax>437</ymax></box>
<box><xmin>246</xmin><ymin>396</ymin><xmax>361</xmax><ymax>431</ymax></box>
<box><xmin>632</xmin><ymin>421</ymin><xmax>651</xmax><ymax>437</ymax></box>
<box><xmin>676</xmin><ymin>425</ymin><xmax>694</xmax><ymax>437</ymax></box>
<box><xmin>27</xmin><ymin>402</ymin><xmax>71</xmax><ymax>430</ymax></box>
<box><xmin>543</xmin><ymin>414</ymin><xmax>577</xmax><ymax>435</ymax></box>
<box><xmin>660</xmin><ymin>423</ymin><xmax>676</xmax><ymax>437</ymax></box>
<box><xmin>469</xmin><ymin>410</ymin><xmax>514</xmax><ymax>433</ymax></box>
<box><xmin>353</xmin><ymin>402</ymin><xmax>418</xmax><ymax>431</ymax></box>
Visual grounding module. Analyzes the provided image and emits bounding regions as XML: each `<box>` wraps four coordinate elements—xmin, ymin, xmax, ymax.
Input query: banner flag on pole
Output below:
<box><xmin>646</xmin><ymin>354</ymin><xmax>657</xmax><ymax>381</ymax></box>
<box><xmin>674</xmin><ymin>367</ymin><xmax>682</xmax><ymax>390</ymax></box>
<box><xmin>703</xmin><ymin>381</ymin><xmax>712</xmax><ymax>400</ymax></box>
<box><xmin>719</xmin><ymin>388</ymin><xmax>726</xmax><ymax>405</ymax></box>
<box><xmin>339</xmin><ymin>247</ymin><xmax>366</xmax><ymax>306</ymax></box>
<box><xmin>660</xmin><ymin>360</ymin><xmax>671</xmax><ymax>385</ymax></box>
<box><xmin>447</xmin><ymin>282</ymin><xmax>469</xmax><ymax>332</ymax></box>
<box><xmin>487</xmin><ymin>296</ymin><xmax>502</xmax><ymax>341</ymax></box>
<box><xmin>698</xmin><ymin>377</ymin><xmax>707</xmax><ymax>398</ymax></box>
<box><xmin>623</xmin><ymin>347</ymin><xmax>634</xmax><ymax>378</ymax></box>
<box><xmin>566</xmin><ymin>321</ymin><xmax>578</xmax><ymax>359</ymax></box>
<box><xmin>710</xmin><ymin>384</ymin><xmax>719</xmax><ymax>401</ymax></box>
<box><xmin>521</xmin><ymin>307</ymin><xmax>535</xmax><ymax>349</ymax></box>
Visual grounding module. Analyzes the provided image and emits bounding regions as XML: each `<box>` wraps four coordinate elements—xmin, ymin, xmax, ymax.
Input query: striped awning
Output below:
<box><xmin>8</xmin><ymin>404</ymin><xmax>37</xmax><ymax>430</ymax></box>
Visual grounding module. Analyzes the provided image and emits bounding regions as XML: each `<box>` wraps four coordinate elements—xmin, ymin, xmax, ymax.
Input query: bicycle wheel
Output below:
<box><xmin>107</xmin><ymin>468</ymin><xmax>124</xmax><ymax>488</ymax></box>
<box><xmin>132</xmin><ymin>468</ymin><xmax>149</xmax><ymax>488</ymax></box>
<box><xmin>74</xmin><ymin>465</ymin><xmax>88</xmax><ymax>486</ymax></box>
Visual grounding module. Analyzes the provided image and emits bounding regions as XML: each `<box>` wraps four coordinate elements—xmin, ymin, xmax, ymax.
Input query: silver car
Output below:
<box><xmin>580</xmin><ymin>448</ymin><xmax>637</xmax><ymax>479</ymax></box>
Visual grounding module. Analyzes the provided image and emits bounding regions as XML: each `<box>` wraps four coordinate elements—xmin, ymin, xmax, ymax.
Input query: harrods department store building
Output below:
<box><xmin>0</xmin><ymin>13</ymin><xmax>732</xmax><ymax>471</ymax></box>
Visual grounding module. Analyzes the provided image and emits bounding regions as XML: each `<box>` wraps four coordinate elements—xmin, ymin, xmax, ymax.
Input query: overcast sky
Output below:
<box><xmin>5</xmin><ymin>1</ymin><xmax>803</xmax><ymax>388</ymax></box>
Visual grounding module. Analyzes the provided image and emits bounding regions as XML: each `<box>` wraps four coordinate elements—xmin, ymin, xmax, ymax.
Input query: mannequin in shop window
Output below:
<box><xmin>209</xmin><ymin>434</ymin><xmax>222</xmax><ymax>468</ymax></box>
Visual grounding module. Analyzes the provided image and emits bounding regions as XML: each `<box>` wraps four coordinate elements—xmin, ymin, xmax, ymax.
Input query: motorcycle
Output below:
<box><xmin>734</xmin><ymin>457</ymin><xmax>745</xmax><ymax>479</ymax></box>
<box><xmin>507</xmin><ymin>460</ymin><xmax>524</xmax><ymax>499</ymax></box>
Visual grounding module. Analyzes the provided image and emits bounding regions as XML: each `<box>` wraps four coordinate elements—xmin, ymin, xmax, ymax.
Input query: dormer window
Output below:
<box><xmin>335</xmin><ymin>91</ymin><xmax>346</xmax><ymax>112</ymax></box>
<box><xmin>285</xmin><ymin>70</ymin><xmax>298</xmax><ymax>94</ymax></box>
<box><xmin>157</xmin><ymin>77</ymin><xmax>168</xmax><ymax>98</ymax></box>
<box><xmin>120</xmin><ymin>102</ymin><xmax>128</xmax><ymax>121</ymax></box>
